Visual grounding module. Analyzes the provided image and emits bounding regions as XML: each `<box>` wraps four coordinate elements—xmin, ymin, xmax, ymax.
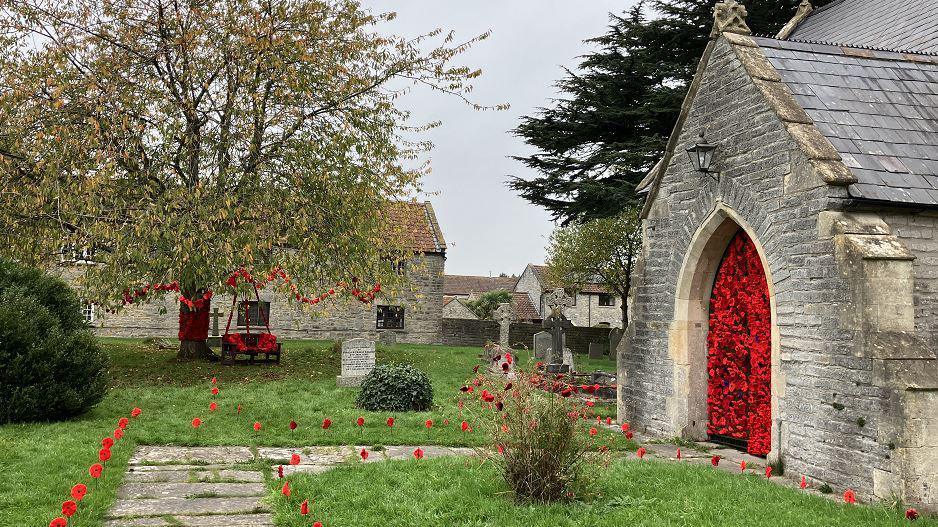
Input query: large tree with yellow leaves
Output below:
<box><xmin>0</xmin><ymin>0</ymin><xmax>493</xmax><ymax>359</ymax></box>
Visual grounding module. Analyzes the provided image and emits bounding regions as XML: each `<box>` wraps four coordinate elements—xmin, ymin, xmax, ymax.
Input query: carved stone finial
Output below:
<box><xmin>711</xmin><ymin>0</ymin><xmax>752</xmax><ymax>37</ymax></box>
<box><xmin>776</xmin><ymin>0</ymin><xmax>814</xmax><ymax>40</ymax></box>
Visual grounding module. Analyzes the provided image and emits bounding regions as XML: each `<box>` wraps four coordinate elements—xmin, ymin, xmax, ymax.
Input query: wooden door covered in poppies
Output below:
<box><xmin>706</xmin><ymin>230</ymin><xmax>771</xmax><ymax>456</ymax></box>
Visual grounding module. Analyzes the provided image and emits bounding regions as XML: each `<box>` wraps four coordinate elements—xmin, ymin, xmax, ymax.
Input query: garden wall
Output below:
<box><xmin>441</xmin><ymin>318</ymin><xmax>611</xmax><ymax>355</ymax></box>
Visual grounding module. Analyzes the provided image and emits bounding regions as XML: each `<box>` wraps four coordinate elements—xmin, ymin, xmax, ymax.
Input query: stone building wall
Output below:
<box><xmin>73</xmin><ymin>253</ymin><xmax>445</xmax><ymax>345</ymax></box>
<box><xmin>563</xmin><ymin>293</ymin><xmax>623</xmax><ymax>328</ymax></box>
<box><xmin>513</xmin><ymin>266</ymin><xmax>543</xmax><ymax>316</ymax></box>
<box><xmin>620</xmin><ymin>35</ymin><xmax>899</xmax><ymax>500</ymax></box>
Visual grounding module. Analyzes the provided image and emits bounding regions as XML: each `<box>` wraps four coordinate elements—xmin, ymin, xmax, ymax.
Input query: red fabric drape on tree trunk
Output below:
<box><xmin>706</xmin><ymin>231</ymin><xmax>772</xmax><ymax>456</ymax></box>
<box><xmin>178</xmin><ymin>299</ymin><xmax>210</xmax><ymax>341</ymax></box>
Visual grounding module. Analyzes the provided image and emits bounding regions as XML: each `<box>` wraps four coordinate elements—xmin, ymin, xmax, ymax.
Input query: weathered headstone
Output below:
<box><xmin>608</xmin><ymin>327</ymin><xmax>624</xmax><ymax>353</ymax></box>
<box><xmin>336</xmin><ymin>338</ymin><xmax>376</xmax><ymax>387</ymax></box>
<box><xmin>494</xmin><ymin>302</ymin><xmax>514</xmax><ymax>348</ymax></box>
<box><xmin>588</xmin><ymin>342</ymin><xmax>606</xmax><ymax>359</ymax></box>
<box><xmin>485</xmin><ymin>343</ymin><xmax>516</xmax><ymax>378</ymax></box>
<box><xmin>207</xmin><ymin>307</ymin><xmax>223</xmax><ymax>348</ymax></box>
<box><xmin>562</xmin><ymin>347</ymin><xmax>575</xmax><ymax>371</ymax></box>
<box><xmin>533</xmin><ymin>331</ymin><xmax>552</xmax><ymax>360</ymax></box>
<box><xmin>378</xmin><ymin>331</ymin><xmax>397</xmax><ymax>346</ymax></box>
<box><xmin>543</xmin><ymin>288</ymin><xmax>573</xmax><ymax>373</ymax></box>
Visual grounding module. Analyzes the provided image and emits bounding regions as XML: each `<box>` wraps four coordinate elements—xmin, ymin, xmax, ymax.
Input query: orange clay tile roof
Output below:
<box><xmin>385</xmin><ymin>201</ymin><xmax>446</xmax><ymax>254</ymax></box>
<box><xmin>443</xmin><ymin>274</ymin><xmax>518</xmax><ymax>296</ymax></box>
<box><xmin>512</xmin><ymin>292</ymin><xmax>542</xmax><ymax>322</ymax></box>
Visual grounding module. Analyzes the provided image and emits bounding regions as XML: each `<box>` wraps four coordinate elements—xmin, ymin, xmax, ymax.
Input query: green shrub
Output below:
<box><xmin>0</xmin><ymin>262</ymin><xmax>108</xmax><ymax>423</ymax></box>
<box><xmin>356</xmin><ymin>363</ymin><xmax>433</xmax><ymax>412</ymax></box>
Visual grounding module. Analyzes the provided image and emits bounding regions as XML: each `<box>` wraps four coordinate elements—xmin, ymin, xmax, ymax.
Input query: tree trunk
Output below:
<box><xmin>620</xmin><ymin>295</ymin><xmax>629</xmax><ymax>329</ymax></box>
<box><xmin>176</xmin><ymin>297</ymin><xmax>217</xmax><ymax>361</ymax></box>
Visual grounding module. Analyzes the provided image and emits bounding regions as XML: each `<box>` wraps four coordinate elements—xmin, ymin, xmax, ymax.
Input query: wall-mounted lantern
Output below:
<box><xmin>686</xmin><ymin>131</ymin><xmax>718</xmax><ymax>176</ymax></box>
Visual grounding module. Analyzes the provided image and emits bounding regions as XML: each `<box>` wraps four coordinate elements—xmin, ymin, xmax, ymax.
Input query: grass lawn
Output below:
<box><xmin>0</xmin><ymin>338</ymin><xmax>622</xmax><ymax>527</ymax></box>
<box><xmin>272</xmin><ymin>457</ymin><xmax>934</xmax><ymax>527</ymax></box>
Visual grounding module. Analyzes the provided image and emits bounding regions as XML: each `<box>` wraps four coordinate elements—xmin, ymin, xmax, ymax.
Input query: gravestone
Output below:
<box><xmin>533</xmin><ymin>331</ymin><xmax>552</xmax><ymax>360</ymax></box>
<box><xmin>207</xmin><ymin>307</ymin><xmax>223</xmax><ymax>348</ymax></box>
<box><xmin>336</xmin><ymin>338</ymin><xmax>376</xmax><ymax>387</ymax></box>
<box><xmin>588</xmin><ymin>342</ymin><xmax>606</xmax><ymax>359</ymax></box>
<box><xmin>493</xmin><ymin>302</ymin><xmax>514</xmax><ymax>348</ymax></box>
<box><xmin>562</xmin><ymin>347</ymin><xmax>575</xmax><ymax>371</ymax></box>
<box><xmin>378</xmin><ymin>331</ymin><xmax>397</xmax><ymax>346</ymax></box>
<box><xmin>543</xmin><ymin>288</ymin><xmax>574</xmax><ymax>373</ymax></box>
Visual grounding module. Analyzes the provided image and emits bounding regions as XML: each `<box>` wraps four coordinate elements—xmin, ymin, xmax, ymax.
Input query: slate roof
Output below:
<box><xmin>755</xmin><ymin>37</ymin><xmax>938</xmax><ymax>205</ymax></box>
<box><xmin>788</xmin><ymin>0</ymin><xmax>938</xmax><ymax>54</ymax></box>
<box><xmin>443</xmin><ymin>275</ymin><xmax>518</xmax><ymax>296</ymax></box>
<box><xmin>528</xmin><ymin>264</ymin><xmax>610</xmax><ymax>294</ymax></box>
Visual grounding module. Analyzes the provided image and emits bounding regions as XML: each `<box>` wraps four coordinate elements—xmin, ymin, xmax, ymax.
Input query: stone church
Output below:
<box><xmin>619</xmin><ymin>0</ymin><xmax>938</xmax><ymax>509</ymax></box>
<box><xmin>74</xmin><ymin>201</ymin><xmax>446</xmax><ymax>344</ymax></box>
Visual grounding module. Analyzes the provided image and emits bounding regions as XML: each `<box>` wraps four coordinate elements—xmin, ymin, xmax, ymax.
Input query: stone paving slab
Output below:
<box><xmin>117</xmin><ymin>482</ymin><xmax>266</xmax><ymax>499</ymax></box>
<box><xmin>130</xmin><ymin>446</ymin><xmax>254</xmax><ymax>465</ymax></box>
<box><xmin>125</xmin><ymin>468</ymin><xmax>265</xmax><ymax>483</ymax></box>
<box><xmin>108</xmin><ymin>496</ymin><xmax>269</xmax><ymax>517</ymax></box>
<box><xmin>105</xmin><ymin>514</ymin><xmax>274</xmax><ymax>527</ymax></box>
<box><xmin>128</xmin><ymin>463</ymin><xmax>244</xmax><ymax>472</ymax></box>
<box><xmin>256</xmin><ymin>445</ymin><xmax>348</xmax><ymax>462</ymax></box>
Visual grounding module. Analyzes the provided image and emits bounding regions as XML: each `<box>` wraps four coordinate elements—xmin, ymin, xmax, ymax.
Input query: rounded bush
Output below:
<box><xmin>0</xmin><ymin>261</ymin><xmax>108</xmax><ymax>424</ymax></box>
<box><xmin>356</xmin><ymin>363</ymin><xmax>433</xmax><ymax>412</ymax></box>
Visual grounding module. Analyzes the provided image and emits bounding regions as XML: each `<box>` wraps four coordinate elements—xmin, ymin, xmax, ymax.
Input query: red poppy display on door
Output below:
<box><xmin>707</xmin><ymin>230</ymin><xmax>771</xmax><ymax>456</ymax></box>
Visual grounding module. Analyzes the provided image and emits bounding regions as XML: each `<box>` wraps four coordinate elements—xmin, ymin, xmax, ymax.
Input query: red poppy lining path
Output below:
<box><xmin>104</xmin><ymin>444</ymin><xmax>474</xmax><ymax>524</ymax></box>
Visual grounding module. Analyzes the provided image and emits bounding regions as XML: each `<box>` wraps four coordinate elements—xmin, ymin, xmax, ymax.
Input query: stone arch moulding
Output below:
<box><xmin>666</xmin><ymin>203</ymin><xmax>783</xmax><ymax>463</ymax></box>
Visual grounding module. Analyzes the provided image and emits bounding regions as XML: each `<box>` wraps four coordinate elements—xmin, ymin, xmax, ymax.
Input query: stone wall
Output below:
<box><xmin>73</xmin><ymin>253</ymin><xmax>445</xmax><ymax>345</ymax></box>
<box><xmin>620</xmin><ymin>35</ymin><xmax>903</xmax><ymax>502</ymax></box>
<box><xmin>442</xmin><ymin>318</ymin><xmax>611</xmax><ymax>356</ymax></box>
<box><xmin>564</xmin><ymin>293</ymin><xmax>623</xmax><ymax>328</ymax></box>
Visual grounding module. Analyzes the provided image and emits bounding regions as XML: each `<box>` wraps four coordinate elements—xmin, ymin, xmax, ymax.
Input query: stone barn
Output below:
<box><xmin>619</xmin><ymin>0</ymin><xmax>938</xmax><ymax>509</ymax></box>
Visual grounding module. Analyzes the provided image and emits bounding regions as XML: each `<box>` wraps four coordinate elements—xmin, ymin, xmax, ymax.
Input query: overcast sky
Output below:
<box><xmin>359</xmin><ymin>1</ymin><xmax>635</xmax><ymax>277</ymax></box>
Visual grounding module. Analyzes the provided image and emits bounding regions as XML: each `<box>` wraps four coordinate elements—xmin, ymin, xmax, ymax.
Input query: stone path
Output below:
<box><xmin>105</xmin><ymin>445</ymin><xmax>474</xmax><ymax>527</ymax></box>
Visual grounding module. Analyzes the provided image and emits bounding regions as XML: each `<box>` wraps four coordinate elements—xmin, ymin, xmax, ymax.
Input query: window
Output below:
<box><xmin>82</xmin><ymin>302</ymin><xmax>96</xmax><ymax>324</ymax></box>
<box><xmin>598</xmin><ymin>293</ymin><xmax>615</xmax><ymax>307</ymax></box>
<box><xmin>237</xmin><ymin>301</ymin><xmax>270</xmax><ymax>327</ymax></box>
<box><xmin>376</xmin><ymin>305</ymin><xmax>404</xmax><ymax>329</ymax></box>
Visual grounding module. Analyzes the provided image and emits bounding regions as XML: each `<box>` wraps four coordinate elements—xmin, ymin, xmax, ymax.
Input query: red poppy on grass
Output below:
<box><xmin>237</xmin><ymin>404</ymin><xmax>242</xmax><ymax>414</ymax></box>
<box><xmin>102</xmin><ymin>437</ymin><xmax>114</xmax><ymax>449</ymax></box>
<box><xmin>502</xmin><ymin>363</ymin><xmax>509</xmax><ymax>372</ymax></box>
<box><xmin>277</xmin><ymin>465</ymin><xmax>284</xmax><ymax>478</ymax></box>
<box><xmin>49</xmin><ymin>518</ymin><xmax>67</xmax><ymax>527</ymax></box>
<box><xmin>209</xmin><ymin>402</ymin><xmax>217</xmax><ymax>412</ymax></box>
<box><xmin>322</xmin><ymin>418</ymin><xmax>332</xmax><ymax>429</ymax></box>
<box><xmin>131</xmin><ymin>407</ymin><xmax>141</xmax><ymax>417</ymax></box>
<box><xmin>606</xmin><ymin>417</ymin><xmax>612</xmax><ymax>425</ymax></box>
<box><xmin>360</xmin><ymin>448</ymin><xmax>369</xmax><ymax>461</ymax></box>
<box><xmin>561</xmin><ymin>388</ymin><xmax>573</xmax><ymax>397</ymax></box>
<box><xmin>71</xmin><ymin>483</ymin><xmax>87</xmax><ymax>501</ymax></box>
<box><xmin>843</xmin><ymin>489</ymin><xmax>856</xmax><ymax>504</ymax></box>
<box><xmin>425</xmin><ymin>419</ymin><xmax>433</xmax><ymax>429</ymax></box>
<box><xmin>253</xmin><ymin>422</ymin><xmax>262</xmax><ymax>431</ymax></box>
<box><xmin>497</xmin><ymin>444</ymin><xmax>505</xmax><ymax>455</ymax></box>
<box><xmin>118</xmin><ymin>417</ymin><xmax>129</xmax><ymax>429</ymax></box>
<box><xmin>356</xmin><ymin>417</ymin><xmax>364</xmax><ymax>427</ymax></box>
<box><xmin>495</xmin><ymin>401</ymin><xmax>504</xmax><ymax>411</ymax></box>
<box><xmin>740</xmin><ymin>461</ymin><xmax>747</xmax><ymax>472</ymax></box>
<box><xmin>211</xmin><ymin>376</ymin><xmax>217</xmax><ymax>384</ymax></box>
<box><xmin>289</xmin><ymin>420</ymin><xmax>297</xmax><ymax>431</ymax></box>
<box><xmin>907</xmin><ymin>508</ymin><xmax>919</xmax><ymax>521</ymax></box>
<box><xmin>99</xmin><ymin>448</ymin><xmax>111</xmax><ymax>462</ymax></box>
<box><xmin>711</xmin><ymin>456</ymin><xmax>720</xmax><ymax>467</ymax></box>
<box><xmin>211</xmin><ymin>387</ymin><xmax>219</xmax><ymax>396</ymax></box>
<box><xmin>114</xmin><ymin>428</ymin><xmax>123</xmax><ymax>440</ymax></box>
<box><xmin>281</xmin><ymin>481</ymin><xmax>291</xmax><ymax>497</ymax></box>
<box><xmin>61</xmin><ymin>500</ymin><xmax>77</xmax><ymax>517</ymax></box>
<box><xmin>676</xmin><ymin>448</ymin><xmax>682</xmax><ymax>460</ymax></box>
<box><xmin>386</xmin><ymin>417</ymin><xmax>395</xmax><ymax>428</ymax></box>
<box><xmin>585</xmin><ymin>401</ymin><xmax>594</xmax><ymax>408</ymax></box>
<box><xmin>290</xmin><ymin>454</ymin><xmax>301</xmax><ymax>466</ymax></box>
<box><xmin>626</xmin><ymin>431</ymin><xmax>634</xmax><ymax>440</ymax></box>
<box><xmin>301</xmin><ymin>499</ymin><xmax>309</xmax><ymax>515</ymax></box>
<box><xmin>89</xmin><ymin>463</ymin><xmax>103</xmax><ymax>478</ymax></box>
<box><xmin>443</xmin><ymin>419</ymin><xmax>450</xmax><ymax>426</ymax></box>
<box><xmin>459</xmin><ymin>385</ymin><xmax>470</xmax><ymax>393</ymax></box>
<box><xmin>461</xmin><ymin>421</ymin><xmax>470</xmax><ymax>432</ymax></box>
<box><xmin>636</xmin><ymin>447</ymin><xmax>646</xmax><ymax>459</ymax></box>
<box><xmin>313</xmin><ymin>522</ymin><xmax>323</xmax><ymax>527</ymax></box>
<box><xmin>765</xmin><ymin>466</ymin><xmax>773</xmax><ymax>479</ymax></box>
<box><xmin>413</xmin><ymin>448</ymin><xmax>424</xmax><ymax>460</ymax></box>
<box><xmin>800</xmin><ymin>475</ymin><xmax>807</xmax><ymax>489</ymax></box>
<box><xmin>504</xmin><ymin>382</ymin><xmax>512</xmax><ymax>390</ymax></box>
<box><xmin>589</xmin><ymin>427</ymin><xmax>598</xmax><ymax>437</ymax></box>
<box><xmin>620</xmin><ymin>423</ymin><xmax>630</xmax><ymax>433</ymax></box>
<box><xmin>192</xmin><ymin>417</ymin><xmax>202</xmax><ymax>428</ymax></box>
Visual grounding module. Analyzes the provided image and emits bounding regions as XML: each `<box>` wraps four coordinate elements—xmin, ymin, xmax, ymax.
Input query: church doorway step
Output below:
<box><xmin>705</xmin><ymin>230</ymin><xmax>771</xmax><ymax>457</ymax></box>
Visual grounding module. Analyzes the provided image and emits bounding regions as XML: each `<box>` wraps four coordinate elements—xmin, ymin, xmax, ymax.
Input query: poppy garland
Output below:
<box><xmin>706</xmin><ymin>231</ymin><xmax>771</xmax><ymax>456</ymax></box>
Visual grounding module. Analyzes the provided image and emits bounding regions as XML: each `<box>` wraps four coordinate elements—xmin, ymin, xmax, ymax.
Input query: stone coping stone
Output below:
<box><xmin>117</xmin><ymin>482</ymin><xmax>266</xmax><ymax>499</ymax></box>
<box><xmin>125</xmin><ymin>469</ymin><xmax>264</xmax><ymax>483</ymax></box>
<box><xmin>256</xmin><ymin>445</ymin><xmax>348</xmax><ymax>463</ymax></box>
<box><xmin>274</xmin><ymin>464</ymin><xmax>337</xmax><ymax>476</ymax></box>
<box><xmin>130</xmin><ymin>446</ymin><xmax>253</xmax><ymax>465</ymax></box>
<box><xmin>128</xmin><ymin>463</ymin><xmax>252</xmax><ymax>472</ymax></box>
<box><xmin>108</xmin><ymin>496</ymin><xmax>268</xmax><ymax>518</ymax></box>
<box><xmin>105</xmin><ymin>514</ymin><xmax>274</xmax><ymax>527</ymax></box>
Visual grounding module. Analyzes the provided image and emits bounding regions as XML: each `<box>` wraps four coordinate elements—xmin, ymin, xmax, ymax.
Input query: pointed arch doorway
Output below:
<box><xmin>669</xmin><ymin>205</ymin><xmax>778</xmax><ymax>459</ymax></box>
<box><xmin>706</xmin><ymin>230</ymin><xmax>771</xmax><ymax>456</ymax></box>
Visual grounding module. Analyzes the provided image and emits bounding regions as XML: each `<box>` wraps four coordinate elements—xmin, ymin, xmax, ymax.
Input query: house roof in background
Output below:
<box><xmin>443</xmin><ymin>274</ymin><xmax>518</xmax><ymax>296</ymax></box>
<box><xmin>787</xmin><ymin>0</ymin><xmax>938</xmax><ymax>54</ymax></box>
<box><xmin>387</xmin><ymin>201</ymin><xmax>446</xmax><ymax>254</ymax></box>
<box><xmin>757</xmin><ymin>36</ymin><xmax>938</xmax><ymax>206</ymax></box>
<box><xmin>526</xmin><ymin>264</ymin><xmax>610</xmax><ymax>294</ymax></box>
<box><xmin>512</xmin><ymin>292</ymin><xmax>542</xmax><ymax>321</ymax></box>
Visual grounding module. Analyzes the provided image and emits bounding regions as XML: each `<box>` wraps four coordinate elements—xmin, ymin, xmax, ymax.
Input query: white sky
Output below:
<box><xmin>360</xmin><ymin>1</ymin><xmax>636</xmax><ymax>276</ymax></box>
